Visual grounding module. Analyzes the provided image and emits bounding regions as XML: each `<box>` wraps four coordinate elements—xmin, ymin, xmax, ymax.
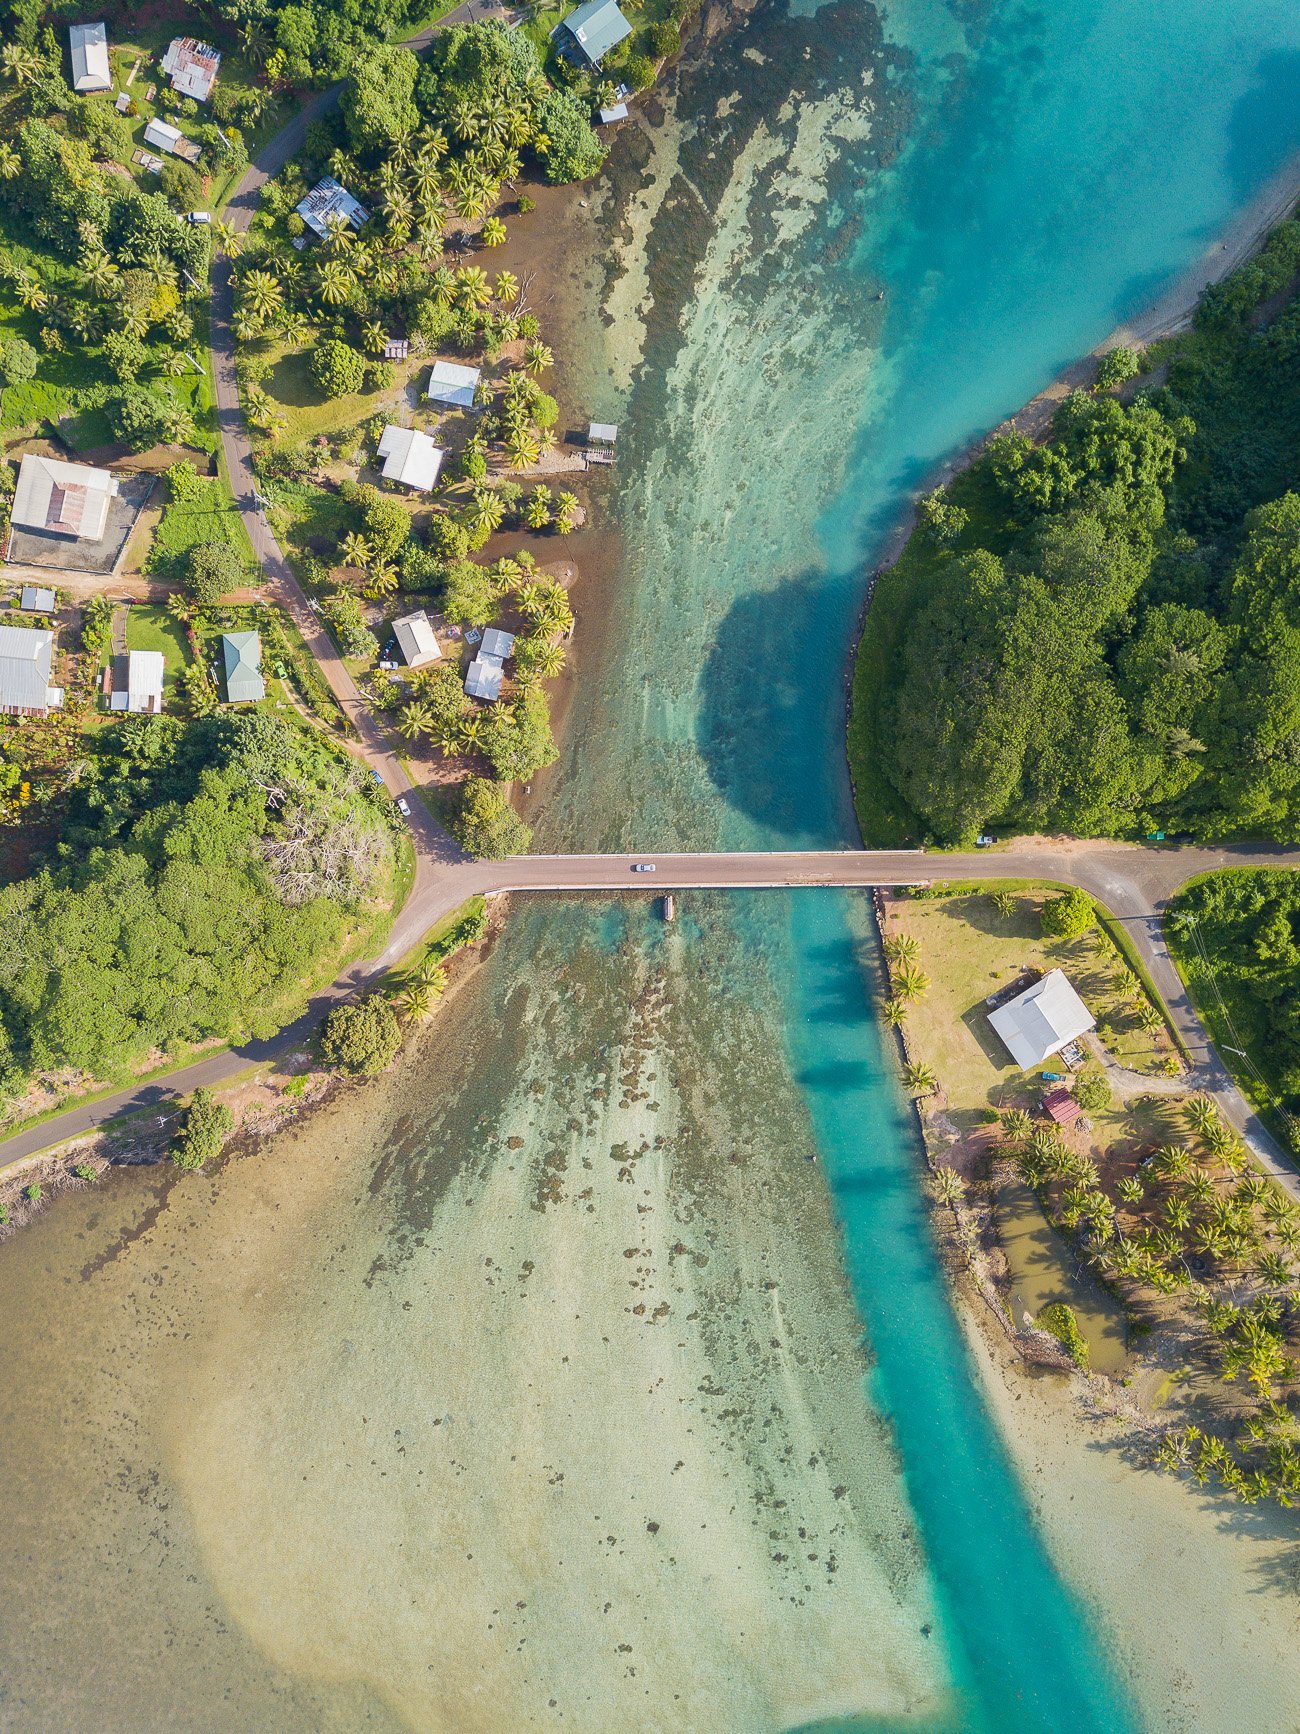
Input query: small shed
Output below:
<box><xmin>19</xmin><ymin>585</ymin><xmax>56</xmax><ymax>613</ymax></box>
<box><xmin>1042</xmin><ymin>1088</ymin><xmax>1083</xmax><ymax>1126</ymax></box>
<box><xmin>393</xmin><ymin>611</ymin><xmax>441</xmax><ymax>670</ymax></box>
<box><xmin>221</xmin><ymin>631</ymin><xmax>265</xmax><ymax>704</ymax></box>
<box><xmin>426</xmin><ymin>360</ymin><xmax>481</xmax><ymax>410</ymax></box>
<box><xmin>69</xmin><ymin>22</ymin><xmax>112</xmax><ymax>93</ymax></box>
<box><xmin>587</xmin><ymin>421</ymin><xmax>618</xmax><ymax>445</ymax></box>
<box><xmin>383</xmin><ymin>338</ymin><xmax>409</xmax><ymax>361</ymax></box>
<box><xmin>480</xmin><ymin>627</ymin><xmax>516</xmax><ymax>660</ymax></box>
<box><xmin>557</xmin><ymin>0</ymin><xmax>632</xmax><ymax>67</ymax></box>
<box><xmin>115</xmin><ymin>90</ymin><xmax>131</xmax><ymax>113</ymax></box>
<box><xmin>162</xmin><ymin>37</ymin><xmax>221</xmax><ymax>102</ymax></box>
<box><xmin>598</xmin><ymin>103</ymin><xmax>630</xmax><ymax>124</ymax></box>
<box><xmin>110</xmin><ymin>649</ymin><xmax>164</xmax><ymax>715</ymax></box>
<box><xmin>464</xmin><ymin>655</ymin><xmax>503</xmax><ymax>702</ymax></box>
<box><xmin>988</xmin><ymin>969</ymin><xmax>1095</xmax><ymax>1071</ymax></box>
<box><xmin>377</xmin><ymin>425</ymin><xmax>445</xmax><ymax>491</ymax></box>
<box><xmin>143</xmin><ymin>117</ymin><xmax>201</xmax><ymax>162</ymax></box>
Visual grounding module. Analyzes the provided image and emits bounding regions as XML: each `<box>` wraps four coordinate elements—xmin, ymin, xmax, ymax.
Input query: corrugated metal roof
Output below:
<box><xmin>561</xmin><ymin>0</ymin><xmax>632</xmax><ymax>64</ymax></box>
<box><xmin>222</xmin><ymin>631</ymin><xmax>265</xmax><ymax>703</ymax></box>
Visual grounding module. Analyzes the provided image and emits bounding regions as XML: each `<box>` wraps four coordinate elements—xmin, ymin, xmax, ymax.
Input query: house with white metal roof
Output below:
<box><xmin>161</xmin><ymin>37</ymin><xmax>221</xmax><ymax>102</ymax></box>
<box><xmin>377</xmin><ymin>425</ymin><xmax>445</xmax><ymax>491</ymax></box>
<box><xmin>557</xmin><ymin>0</ymin><xmax>631</xmax><ymax>67</ymax></box>
<box><xmin>988</xmin><ymin>970</ymin><xmax>1095</xmax><ymax>1071</ymax></box>
<box><xmin>0</xmin><ymin>625</ymin><xmax>61</xmax><ymax>715</ymax></box>
<box><xmin>19</xmin><ymin>585</ymin><xmax>56</xmax><ymax>613</ymax></box>
<box><xmin>588</xmin><ymin>421</ymin><xmax>618</xmax><ymax>445</ymax></box>
<box><xmin>69</xmin><ymin>23</ymin><xmax>112</xmax><ymax>92</ymax></box>
<box><xmin>11</xmin><ymin>454</ymin><xmax>118</xmax><ymax>543</ymax></box>
<box><xmin>393</xmin><ymin>611</ymin><xmax>441</xmax><ymax>669</ymax></box>
<box><xmin>464</xmin><ymin>655</ymin><xmax>503</xmax><ymax>701</ymax></box>
<box><xmin>480</xmin><ymin>627</ymin><xmax>515</xmax><ymax>660</ymax></box>
<box><xmin>221</xmin><ymin>631</ymin><xmax>265</xmax><ymax>704</ymax></box>
<box><xmin>110</xmin><ymin>649</ymin><xmax>164</xmax><ymax>714</ymax></box>
<box><xmin>296</xmin><ymin>177</ymin><xmax>369</xmax><ymax>241</ymax></box>
<box><xmin>425</xmin><ymin>360</ymin><xmax>481</xmax><ymax>410</ymax></box>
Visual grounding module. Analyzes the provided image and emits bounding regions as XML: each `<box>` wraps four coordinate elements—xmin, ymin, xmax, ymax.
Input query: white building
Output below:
<box><xmin>425</xmin><ymin>360</ymin><xmax>481</xmax><ymax>410</ymax></box>
<box><xmin>480</xmin><ymin>627</ymin><xmax>515</xmax><ymax>660</ymax></box>
<box><xmin>464</xmin><ymin>655</ymin><xmax>503</xmax><ymax>702</ymax></box>
<box><xmin>110</xmin><ymin>649</ymin><xmax>165</xmax><ymax>715</ymax></box>
<box><xmin>69</xmin><ymin>23</ymin><xmax>112</xmax><ymax>93</ymax></box>
<box><xmin>392</xmin><ymin>611</ymin><xmax>441</xmax><ymax>670</ymax></box>
<box><xmin>0</xmin><ymin>625</ymin><xmax>61</xmax><ymax>715</ymax></box>
<box><xmin>988</xmin><ymin>969</ymin><xmax>1095</xmax><ymax>1071</ymax></box>
<box><xmin>296</xmin><ymin>177</ymin><xmax>369</xmax><ymax>241</ymax></box>
<box><xmin>377</xmin><ymin>425</ymin><xmax>445</xmax><ymax>491</ymax></box>
<box><xmin>11</xmin><ymin>454</ymin><xmax>118</xmax><ymax>542</ymax></box>
<box><xmin>161</xmin><ymin>37</ymin><xmax>221</xmax><ymax>102</ymax></box>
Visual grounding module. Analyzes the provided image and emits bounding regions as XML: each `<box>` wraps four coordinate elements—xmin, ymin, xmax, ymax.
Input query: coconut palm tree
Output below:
<box><xmin>394</xmin><ymin>981</ymin><xmax>433</xmax><ymax>1022</ymax></box>
<box><xmin>364</xmin><ymin>561</ymin><xmax>399</xmax><ymax>600</ymax></box>
<box><xmin>525</xmin><ymin>486</ymin><xmax>552</xmax><ymax>530</ymax></box>
<box><xmin>1185</xmin><ymin>1168</ymin><xmax>1216</xmax><ymax>1207</ymax></box>
<box><xmin>212</xmin><ymin>220</ymin><xmax>243</xmax><ymax>259</ymax></box>
<box><xmin>455</xmin><ymin>265</ymin><xmax>493</xmax><ymax>310</ymax></box>
<box><xmin>523</xmin><ymin>338</ymin><xmax>554</xmax><ymax>376</ymax></box>
<box><xmin>554</xmin><ymin>492</ymin><xmax>579</xmax><ymax>534</ymax></box>
<box><xmin>323</xmin><ymin>211</ymin><xmax>356</xmax><ymax>254</ymax></box>
<box><xmin>458</xmin><ymin>714</ymin><xmax>484</xmax><ymax>751</ymax></box>
<box><xmin>903</xmin><ymin>1060</ymin><xmax>938</xmax><ymax>1097</ymax></box>
<box><xmin>82</xmin><ymin>252</ymin><xmax>120</xmax><ymax>297</ymax></box>
<box><xmin>1117</xmin><ymin>1176</ymin><xmax>1144</xmax><ymax>1205</ymax></box>
<box><xmin>930</xmin><ymin>1165</ymin><xmax>962</xmax><ymax>1205</ymax></box>
<box><xmin>1</xmin><ymin>44</ymin><xmax>42</xmax><ymax>87</ymax></box>
<box><xmin>0</xmin><ymin>142</ymin><xmax>19</xmax><ymax>180</ymax></box>
<box><xmin>1186</xmin><ymin>1095</ymin><xmax>1220</xmax><ymax>1139</ymax></box>
<box><xmin>414</xmin><ymin>958</ymin><xmax>449</xmax><ymax>995</ymax></box>
<box><xmin>885</xmin><ymin>933</ymin><xmax>920</xmax><ymax>965</ymax></box>
<box><xmin>339</xmin><ymin>532</ymin><xmax>372</xmax><ymax>570</ymax></box>
<box><xmin>316</xmin><ymin>259</ymin><xmax>354</xmax><ymax>305</ymax></box>
<box><xmin>893</xmin><ymin>962</ymin><xmax>930</xmax><ymax>1003</ymax></box>
<box><xmin>429</xmin><ymin>265</ymin><xmax>457</xmax><ymax>308</ymax></box>
<box><xmin>1155</xmin><ymin>1143</ymin><xmax>1191</xmax><ymax>1181</ymax></box>
<box><xmin>1164</xmin><ymin>1196</ymin><xmax>1192</xmax><ymax>1232</ymax></box>
<box><xmin>15</xmin><ymin>275</ymin><xmax>47</xmax><ymax>312</ymax></box>
<box><xmin>240</xmin><ymin>269</ymin><xmax>283</xmax><ymax>324</ymax></box>
<box><xmin>492</xmin><ymin>269</ymin><xmax>520</xmax><ymax>307</ymax></box>
<box><xmin>532</xmin><ymin>641</ymin><xmax>566</xmax><ymax>680</ymax></box>
<box><xmin>410</xmin><ymin>152</ymin><xmax>443</xmax><ymax>207</ymax></box>
<box><xmin>505</xmin><ymin>426</ymin><xmax>541</xmax><ymax>469</ymax></box>
<box><xmin>1257</xmin><ymin>1250</ymin><xmax>1292</xmax><ymax>1286</ymax></box>
<box><xmin>466</xmin><ymin>487</ymin><xmax>505</xmax><ymax>536</ymax></box>
<box><xmin>882</xmin><ymin>998</ymin><xmax>907</xmax><ymax>1027</ymax></box>
<box><xmin>480</xmin><ymin>216</ymin><xmax>507</xmax><ymax>247</ymax></box>
<box><xmin>397</xmin><ymin>702</ymin><xmax>431</xmax><ymax>741</ymax></box>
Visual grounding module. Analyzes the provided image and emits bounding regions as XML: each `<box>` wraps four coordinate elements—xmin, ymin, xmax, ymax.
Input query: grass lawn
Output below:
<box><xmin>261</xmin><ymin>343</ymin><xmax>415</xmax><ymax>446</ymax></box>
<box><xmin>124</xmin><ymin>603</ymin><xmax>190</xmax><ymax>699</ymax></box>
<box><xmin>885</xmin><ymin>884</ymin><xmax>1179</xmax><ymax>1140</ymax></box>
<box><xmin>264</xmin><ymin>477</ymin><xmax>359</xmax><ymax>571</ymax></box>
<box><xmin>146</xmin><ymin>477</ymin><xmax>257</xmax><ymax>580</ymax></box>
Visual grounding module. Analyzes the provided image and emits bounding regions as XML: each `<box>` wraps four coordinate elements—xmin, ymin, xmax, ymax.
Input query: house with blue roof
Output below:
<box><xmin>556</xmin><ymin>0</ymin><xmax>632</xmax><ymax>67</ymax></box>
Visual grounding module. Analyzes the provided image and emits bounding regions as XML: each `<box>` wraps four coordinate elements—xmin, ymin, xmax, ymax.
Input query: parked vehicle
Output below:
<box><xmin>632</xmin><ymin>862</ymin><xmax>656</xmax><ymax>873</ymax></box>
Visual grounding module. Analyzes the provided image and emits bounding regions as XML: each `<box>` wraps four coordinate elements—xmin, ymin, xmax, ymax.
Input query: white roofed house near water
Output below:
<box><xmin>464</xmin><ymin>655</ymin><xmax>504</xmax><ymax>701</ymax></box>
<box><xmin>425</xmin><ymin>360</ymin><xmax>481</xmax><ymax>409</ymax></box>
<box><xmin>68</xmin><ymin>23</ymin><xmax>112</xmax><ymax>93</ymax></box>
<box><xmin>377</xmin><ymin>425</ymin><xmax>445</xmax><ymax>491</ymax></box>
<box><xmin>988</xmin><ymin>969</ymin><xmax>1096</xmax><ymax>1071</ymax></box>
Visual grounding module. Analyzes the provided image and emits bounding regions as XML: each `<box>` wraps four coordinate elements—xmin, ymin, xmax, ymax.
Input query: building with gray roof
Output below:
<box><xmin>221</xmin><ymin>631</ymin><xmax>265</xmax><ymax>704</ymax></box>
<box><xmin>557</xmin><ymin>0</ymin><xmax>631</xmax><ymax>66</ymax></box>
<box><xmin>0</xmin><ymin>624</ymin><xmax>61</xmax><ymax>715</ymax></box>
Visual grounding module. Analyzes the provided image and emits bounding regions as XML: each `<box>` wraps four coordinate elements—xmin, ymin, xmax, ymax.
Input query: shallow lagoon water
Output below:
<box><xmin>5</xmin><ymin>0</ymin><xmax>1300</xmax><ymax>1728</ymax></box>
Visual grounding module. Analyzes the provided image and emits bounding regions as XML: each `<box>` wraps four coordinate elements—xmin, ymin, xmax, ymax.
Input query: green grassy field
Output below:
<box><xmin>145</xmin><ymin>477</ymin><xmax>257</xmax><ymax>580</ymax></box>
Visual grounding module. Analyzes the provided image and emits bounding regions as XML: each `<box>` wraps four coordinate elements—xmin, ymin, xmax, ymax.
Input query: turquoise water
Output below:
<box><xmin>536</xmin><ymin>0</ymin><xmax>1300</xmax><ymax>1726</ymax></box>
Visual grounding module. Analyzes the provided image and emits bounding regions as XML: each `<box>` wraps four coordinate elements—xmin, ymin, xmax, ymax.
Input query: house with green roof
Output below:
<box><xmin>221</xmin><ymin>631</ymin><xmax>265</xmax><ymax>704</ymax></box>
<box><xmin>556</xmin><ymin>0</ymin><xmax>632</xmax><ymax>67</ymax></box>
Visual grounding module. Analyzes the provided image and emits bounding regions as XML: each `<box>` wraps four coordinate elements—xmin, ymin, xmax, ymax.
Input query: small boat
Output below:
<box><xmin>661</xmin><ymin>893</ymin><xmax>675</xmax><ymax>922</ymax></box>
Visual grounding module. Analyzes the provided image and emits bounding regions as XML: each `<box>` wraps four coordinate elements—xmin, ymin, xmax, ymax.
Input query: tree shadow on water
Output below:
<box><xmin>694</xmin><ymin>566</ymin><xmax>860</xmax><ymax>846</ymax></box>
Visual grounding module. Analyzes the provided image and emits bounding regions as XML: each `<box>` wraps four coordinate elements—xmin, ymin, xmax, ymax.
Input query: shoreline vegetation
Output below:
<box><xmin>878</xmin><ymin>881</ymin><xmax>1300</xmax><ymax>1514</ymax></box>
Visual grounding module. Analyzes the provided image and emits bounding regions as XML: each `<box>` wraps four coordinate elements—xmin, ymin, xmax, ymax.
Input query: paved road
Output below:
<box><xmin>19</xmin><ymin>45</ymin><xmax>1293</xmax><ymax>1191</ymax></box>
<box><xmin>8</xmin><ymin>838</ymin><xmax>1300</xmax><ymax>1181</ymax></box>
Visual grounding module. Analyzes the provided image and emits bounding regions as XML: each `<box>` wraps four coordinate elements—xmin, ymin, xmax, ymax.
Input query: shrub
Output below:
<box><xmin>1073</xmin><ymin>1063</ymin><xmax>1112</xmax><ymax>1113</ymax></box>
<box><xmin>535</xmin><ymin>89</ymin><xmax>605</xmax><ymax>184</ymax></box>
<box><xmin>623</xmin><ymin>53</ymin><xmax>656</xmax><ymax>92</ymax></box>
<box><xmin>320</xmin><ymin>994</ymin><xmax>402</xmax><ymax>1075</ymax></box>
<box><xmin>0</xmin><ymin>338</ymin><xmax>38</xmax><ymax>388</ymax></box>
<box><xmin>186</xmin><ymin>540</ymin><xmax>244</xmax><ymax>605</ymax></box>
<box><xmin>362</xmin><ymin>489</ymin><xmax>411</xmax><ymax>559</ymax></box>
<box><xmin>324</xmin><ymin>592</ymin><xmax>379</xmax><ymax>658</ymax></box>
<box><xmin>172</xmin><ymin>1087</ymin><xmax>234</xmax><ymax>1171</ymax></box>
<box><xmin>160</xmin><ymin>157</ymin><xmax>205</xmax><ymax>210</ymax></box>
<box><xmin>1095</xmin><ymin>345</ymin><xmax>1140</xmax><ymax>391</ymax></box>
<box><xmin>648</xmin><ymin>19</ymin><xmax>680</xmax><ymax>55</ymax></box>
<box><xmin>71</xmin><ymin>1162</ymin><xmax>97</xmax><ymax>1181</ymax></box>
<box><xmin>442</xmin><ymin>558</ymin><xmax>496</xmax><ymax>626</ymax></box>
<box><xmin>1040</xmin><ymin>887</ymin><xmax>1096</xmax><ymax>940</ymax></box>
<box><xmin>1038</xmin><ymin>1301</ymin><xmax>1089</xmax><ymax>1370</ymax></box>
<box><xmin>23</xmin><ymin>1182</ymin><xmax>41</xmax><ymax>1202</ymax></box>
<box><xmin>450</xmin><ymin>776</ymin><xmax>531</xmax><ymax>858</ymax></box>
<box><xmin>310</xmin><ymin>339</ymin><xmax>367</xmax><ymax>399</ymax></box>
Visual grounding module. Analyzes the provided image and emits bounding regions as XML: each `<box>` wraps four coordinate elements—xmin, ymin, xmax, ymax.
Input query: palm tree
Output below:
<box><xmin>458</xmin><ymin>714</ymin><xmax>484</xmax><ymax>751</ymax></box>
<box><xmin>532</xmin><ymin>641</ymin><xmax>566</xmax><ymax>680</ymax></box>
<box><xmin>323</xmin><ymin>212</ymin><xmax>356</xmax><ymax>254</ymax></box>
<box><xmin>232</xmin><ymin>309</ymin><xmax>263</xmax><ymax>344</ymax></box>
<box><xmin>465</xmin><ymin>487</ymin><xmax>505</xmax><ymax>535</ymax></box>
<box><xmin>882</xmin><ymin>998</ymin><xmax>907</xmax><ymax>1027</ymax></box>
<box><xmin>1001</xmin><ymin>1107</ymin><xmax>1033</xmax><ymax>1145</ymax></box>
<box><xmin>82</xmin><ymin>252</ymin><xmax>119</xmax><ymax>297</ymax></box>
<box><xmin>1155</xmin><ymin>1143</ymin><xmax>1191</xmax><ymax>1181</ymax></box>
<box><xmin>362</xmin><ymin>320</ymin><xmax>388</xmax><ymax>355</ymax></box>
<box><xmin>364</xmin><ymin>561</ymin><xmax>399</xmax><ymax>599</ymax></box>
<box><xmin>15</xmin><ymin>276</ymin><xmax>47</xmax><ymax>313</ymax></box>
<box><xmin>167</xmin><ymin>591</ymin><xmax>195</xmax><ymax>625</ymax></box>
<box><xmin>1</xmin><ymin>44</ymin><xmax>42</xmax><ymax>87</ymax></box>
<box><xmin>398</xmin><ymin>702</ymin><xmax>431</xmax><ymax>741</ymax></box>
<box><xmin>429</xmin><ymin>265</ymin><xmax>457</xmax><ymax>308</ymax></box>
<box><xmin>455</xmin><ymin>265</ymin><xmax>493</xmax><ymax>309</ymax></box>
<box><xmin>554</xmin><ymin>492</ymin><xmax>579</xmax><ymax>534</ymax></box>
<box><xmin>414</xmin><ymin>958</ymin><xmax>449</xmax><ymax>994</ymax></box>
<box><xmin>240</xmin><ymin>269</ymin><xmax>282</xmax><ymax>323</ymax></box>
<box><xmin>525</xmin><ymin>486</ymin><xmax>552</xmax><ymax>529</ymax></box>
<box><xmin>903</xmin><ymin>1060</ymin><xmax>938</xmax><ymax>1097</ymax></box>
<box><xmin>885</xmin><ymin>933</ymin><xmax>920</xmax><ymax>965</ymax></box>
<box><xmin>505</xmin><ymin>426</ymin><xmax>541</xmax><ymax>469</ymax></box>
<box><xmin>1257</xmin><ymin>1250</ymin><xmax>1292</xmax><ymax>1286</ymax></box>
<box><xmin>1137</xmin><ymin>1002</ymin><xmax>1162</xmax><ymax>1034</ymax></box>
<box><xmin>1186</xmin><ymin>1095</ymin><xmax>1220</xmax><ymax>1139</ymax></box>
<box><xmin>893</xmin><ymin>962</ymin><xmax>929</xmax><ymax>1003</ymax></box>
<box><xmin>394</xmin><ymin>981</ymin><xmax>433</xmax><ymax>1022</ymax></box>
<box><xmin>1117</xmin><ymin>1176</ymin><xmax>1144</xmax><ymax>1205</ymax></box>
<box><xmin>339</xmin><ymin>531</ymin><xmax>372</xmax><ymax>570</ymax></box>
<box><xmin>493</xmin><ymin>269</ymin><xmax>520</xmax><ymax>306</ymax></box>
<box><xmin>1163</xmin><ymin>1196</ymin><xmax>1192</xmax><ymax>1233</ymax></box>
<box><xmin>316</xmin><ymin>260</ymin><xmax>354</xmax><ymax>305</ymax></box>
<box><xmin>480</xmin><ymin>216</ymin><xmax>507</xmax><ymax>247</ymax></box>
<box><xmin>212</xmin><ymin>220</ymin><xmax>243</xmax><ymax>259</ymax></box>
<box><xmin>1185</xmin><ymin>1168</ymin><xmax>1215</xmax><ymax>1207</ymax></box>
<box><xmin>523</xmin><ymin>338</ymin><xmax>554</xmax><ymax>376</ymax></box>
<box><xmin>930</xmin><ymin>1166</ymin><xmax>962</xmax><ymax>1206</ymax></box>
<box><xmin>410</xmin><ymin>152</ymin><xmax>443</xmax><ymax>207</ymax></box>
<box><xmin>0</xmin><ymin>142</ymin><xmax>19</xmax><ymax>180</ymax></box>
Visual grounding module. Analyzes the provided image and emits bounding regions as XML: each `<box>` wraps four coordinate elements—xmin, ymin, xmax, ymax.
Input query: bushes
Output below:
<box><xmin>311</xmin><ymin>339</ymin><xmax>367</xmax><ymax>399</ymax></box>
<box><xmin>323</xmin><ymin>592</ymin><xmax>379</xmax><ymax>659</ymax></box>
<box><xmin>186</xmin><ymin>540</ymin><xmax>245</xmax><ymax>605</ymax></box>
<box><xmin>1040</xmin><ymin>887</ymin><xmax>1096</xmax><ymax>940</ymax></box>
<box><xmin>172</xmin><ymin>1087</ymin><xmax>234</xmax><ymax>1171</ymax></box>
<box><xmin>1073</xmin><ymin>1063</ymin><xmax>1112</xmax><ymax>1113</ymax></box>
<box><xmin>535</xmin><ymin>90</ymin><xmax>605</xmax><ymax>184</ymax></box>
<box><xmin>320</xmin><ymin>993</ymin><xmax>401</xmax><ymax>1075</ymax></box>
<box><xmin>450</xmin><ymin>776</ymin><xmax>531</xmax><ymax>859</ymax></box>
<box><xmin>1038</xmin><ymin>1301</ymin><xmax>1089</xmax><ymax>1370</ymax></box>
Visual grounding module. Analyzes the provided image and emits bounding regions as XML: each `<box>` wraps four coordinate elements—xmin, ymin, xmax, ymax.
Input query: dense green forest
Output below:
<box><xmin>850</xmin><ymin>219</ymin><xmax>1300</xmax><ymax>846</ymax></box>
<box><xmin>0</xmin><ymin>715</ymin><xmax>398</xmax><ymax>1111</ymax></box>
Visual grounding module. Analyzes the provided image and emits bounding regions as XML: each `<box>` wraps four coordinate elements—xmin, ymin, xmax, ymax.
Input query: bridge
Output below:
<box><xmin>6</xmin><ymin>41</ymin><xmax>1299</xmax><ymax>1195</ymax></box>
